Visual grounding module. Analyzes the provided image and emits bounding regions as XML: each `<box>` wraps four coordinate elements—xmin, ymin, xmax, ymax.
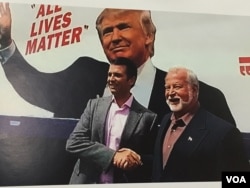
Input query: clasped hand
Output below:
<box><xmin>113</xmin><ymin>148</ymin><xmax>142</xmax><ymax>170</ymax></box>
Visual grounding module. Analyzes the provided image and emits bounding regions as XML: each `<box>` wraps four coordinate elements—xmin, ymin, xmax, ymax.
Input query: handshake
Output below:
<box><xmin>113</xmin><ymin>148</ymin><xmax>143</xmax><ymax>170</ymax></box>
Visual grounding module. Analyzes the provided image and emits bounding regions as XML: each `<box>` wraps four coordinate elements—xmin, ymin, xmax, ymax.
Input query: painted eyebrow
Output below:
<box><xmin>102</xmin><ymin>23</ymin><xmax>130</xmax><ymax>35</ymax></box>
<box><xmin>108</xmin><ymin>72</ymin><xmax>123</xmax><ymax>76</ymax></box>
<box><xmin>165</xmin><ymin>84</ymin><xmax>183</xmax><ymax>88</ymax></box>
<box><xmin>102</xmin><ymin>27</ymin><xmax>113</xmax><ymax>35</ymax></box>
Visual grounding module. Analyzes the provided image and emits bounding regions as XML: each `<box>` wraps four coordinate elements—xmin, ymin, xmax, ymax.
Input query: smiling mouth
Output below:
<box><xmin>111</xmin><ymin>46</ymin><xmax>128</xmax><ymax>52</ymax></box>
<box><xmin>168</xmin><ymin>98</ymin><xmax>180</xmax><ymax>103</ymax></box>
<box><xmin>109</xmin><ymin>84</ymin><xmax>116</xmax><ymax>89</ymax></box>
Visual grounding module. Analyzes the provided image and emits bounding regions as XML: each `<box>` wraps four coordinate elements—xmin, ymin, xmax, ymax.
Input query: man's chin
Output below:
<box><xmin>168</xmin><ymin>105</ymin><xmax>181</xmax><ymax>112</ymax></box>
<box><xmin>109</xmin><ymin>89</ymin><xmax>116</xmax><ymax>94</ymax></box>
<box><xmin>114</xmin><ymin>51</ymin><xmax>130</xmax><ymax>58</ymax></box>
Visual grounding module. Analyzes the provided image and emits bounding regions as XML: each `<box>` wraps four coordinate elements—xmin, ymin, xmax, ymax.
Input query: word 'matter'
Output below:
<box><xmin>25</xmin><ymin>5</ymin><xmax>84</xmax><ymax>55</ymax></box>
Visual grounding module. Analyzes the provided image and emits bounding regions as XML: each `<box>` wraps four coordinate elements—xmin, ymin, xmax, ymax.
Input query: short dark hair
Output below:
<box><xmin>111</xmin><ymin>57</ymin><xmax>137</xmax><ymax>87</ymax></box>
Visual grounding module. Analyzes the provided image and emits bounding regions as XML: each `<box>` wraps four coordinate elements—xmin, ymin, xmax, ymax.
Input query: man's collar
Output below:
<box><xmin>137</xmin><ymin>57</ymin><xmax>155</xmax><ymax>75</ymax></box>
<box><xmin>171</xmin><ymin>102</ymin><xmax>200</xmax><ymax>125</ymax></box>
<box><xmin>112</xmin><ymin>94</ymin><xmax>134</xmax><ymax>108</ymax></box>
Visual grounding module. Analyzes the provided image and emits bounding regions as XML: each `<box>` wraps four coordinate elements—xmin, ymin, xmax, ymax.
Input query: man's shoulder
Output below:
<box><xmin>198</xmin><ymin>80</ymin><xmax>224</xmax><ymax>96</ymax></box>
<box><xmin>71</xmin><ymin>56</ymin><xmax>109</xmax><ymax>69</ymax></box>
<box><xmin>132</xmin><ymin>98</ymin><xmax>157</xmax><ymax>115</ymax></box>
<box><xmin>90</xmin><ymin>96</ymin><xmax>112</xmax><ymax>103</ymax></box>
<box><xmin>155</xmin><ymin>68</ymin><xmax>167</xmax><ymax>78</ymax></box>
<box><xmin>199</xmin><ymin>108</ymin><xmax>235</xmax><ymax>131</ymax></box>
<box><xmin>85</xmin><ymin>96</ymin><xmax>112</xmax><ymax>111</ymax></box>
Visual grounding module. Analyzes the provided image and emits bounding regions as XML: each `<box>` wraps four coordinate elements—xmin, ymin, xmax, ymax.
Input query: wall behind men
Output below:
<box><xmin>0</xmin><ymin>0</ymin><xmax>249</xmax><ymax>132</ymax></box>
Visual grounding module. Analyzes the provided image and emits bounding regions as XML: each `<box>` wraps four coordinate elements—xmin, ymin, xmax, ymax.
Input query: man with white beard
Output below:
<box><xmin>152</xmin><ymin>67</ymin><xmax>249</xmax><ymax>182</ymax></box>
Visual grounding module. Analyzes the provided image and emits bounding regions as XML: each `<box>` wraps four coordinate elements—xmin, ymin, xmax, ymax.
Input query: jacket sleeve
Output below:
<box><xmin>66</xmin><ymin>99</ymin><xmax>116</xmax><ymax>171</ymax></box>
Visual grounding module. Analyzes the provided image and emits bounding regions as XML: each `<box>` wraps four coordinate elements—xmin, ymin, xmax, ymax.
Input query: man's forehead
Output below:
<box><xmin>101</xmin><ymin>20</ymin><xmax>130</xmax><ymax>29</ymax></box>
<box><xmin>167</xmin><ymin>71</ymin><xmax>187</xmax><ymax>79</ymax></box>
<box><xmin>102</xmin><ymin>9</ymin><xmax>140</xmax><ymax>17</ymax></box>
<box><xmin>109</xmin><ymin>64</ymin><xmax>126</xmax><ymax>70</ymax></box>
<box><xmin>101</xmin><ymin>13</ymin><xmax>138</xmax><ymax>25</ymax></box>
<box><xmin>165</xmin><ymin>79</ymin><xmax>186</xmax><ymax>84</ymax></box>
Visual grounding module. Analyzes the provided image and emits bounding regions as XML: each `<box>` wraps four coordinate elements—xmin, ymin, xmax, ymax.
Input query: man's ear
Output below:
<box><xmin>192</xmin><ymin>85</ymin><xmax>199</xmax><ymax>98</ymax></box>
<box><xmin>129</xmin><ymin>76</ymin><xmax>136</xmax><ymax>87</ymax></box>
<box><xmin>145</xmin><ymin>33</ymin><xmax>154</xmax><ymax>45</ymax></box>
<box><xmin>192</xmin><ymin>85</ymin><xmax>198</xmax><ymax>92</ymax></box>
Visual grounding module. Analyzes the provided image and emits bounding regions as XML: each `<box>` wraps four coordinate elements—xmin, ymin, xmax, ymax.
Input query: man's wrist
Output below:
<box><xmin>0</xmin><ymin>40</ymin><xmax>15</xmax><ymax>65</ymax></box>
<box><xmin>0</xmin><ymin>36</ymin><xmax>12</xmax><ymax>50</ymax></box>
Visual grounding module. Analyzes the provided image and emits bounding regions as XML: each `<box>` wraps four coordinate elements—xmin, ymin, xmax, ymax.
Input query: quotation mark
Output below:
<box><xmin>84</xmin><ymin>25</ymin><xmax>89</xmax><ymax>29</ymax></box>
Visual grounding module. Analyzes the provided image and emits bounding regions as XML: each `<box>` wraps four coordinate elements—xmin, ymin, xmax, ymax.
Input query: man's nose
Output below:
<box><xmin>111</xmin><ymin>28</ymin><xmax>121</xmax><ymax>42</ymax></box>
<box><xmin>166</xmin><ymin>87</ymin><xmax>176</xmax><ymax>96</ymax></box>
<box><xmin>109</xmin><ymin>74</ymin><xmax>115</xmax><ymax>81</ymax></box>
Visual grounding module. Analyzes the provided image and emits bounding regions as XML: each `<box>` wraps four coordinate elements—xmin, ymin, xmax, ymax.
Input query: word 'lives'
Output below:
<box><xmin>25</xmin><ymin>5</ymin><xmax>84</xmax><ymax>55</ymax></box>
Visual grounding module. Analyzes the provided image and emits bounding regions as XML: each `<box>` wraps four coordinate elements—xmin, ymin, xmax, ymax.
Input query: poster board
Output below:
<box><xmin>0</xmin><ymin>0</ymin><xmax>250</xmax><ymax>187</ymax></box>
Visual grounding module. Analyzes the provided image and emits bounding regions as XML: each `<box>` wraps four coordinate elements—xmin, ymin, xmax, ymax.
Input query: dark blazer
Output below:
<box><xmin>152</xmin><ymin>107</ymin><xmax>249</xmax><ymax>182</ymax></box>
<box><xmin>66</xmin><ymin>96</ymin><xmax>157</xmax><ymax>183</ymax></box>
<box><xmin>3</xmin><ymin>48</ymin><xmax>236</xmax><ymax>125</ymax></box>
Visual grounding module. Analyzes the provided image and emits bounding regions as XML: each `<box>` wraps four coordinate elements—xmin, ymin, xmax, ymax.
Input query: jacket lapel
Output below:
<box><xmin>95</xmin><ymin>96</ymin><xmax>112</xmax><ymax>144</ymax></box>
<box><xmin>172</xmin><ymin>108</ymin><xmax>208</xmax><ymax>157</ymax></box>
<box><xmin>155</xmin><ymin>113</ymin><xmax>172</xmax><ymax>169</ymax></box>
<box><xmin>119</xmin><ymin>99</ymin><xmax>142</xmax><ymax>148</ymax></box>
